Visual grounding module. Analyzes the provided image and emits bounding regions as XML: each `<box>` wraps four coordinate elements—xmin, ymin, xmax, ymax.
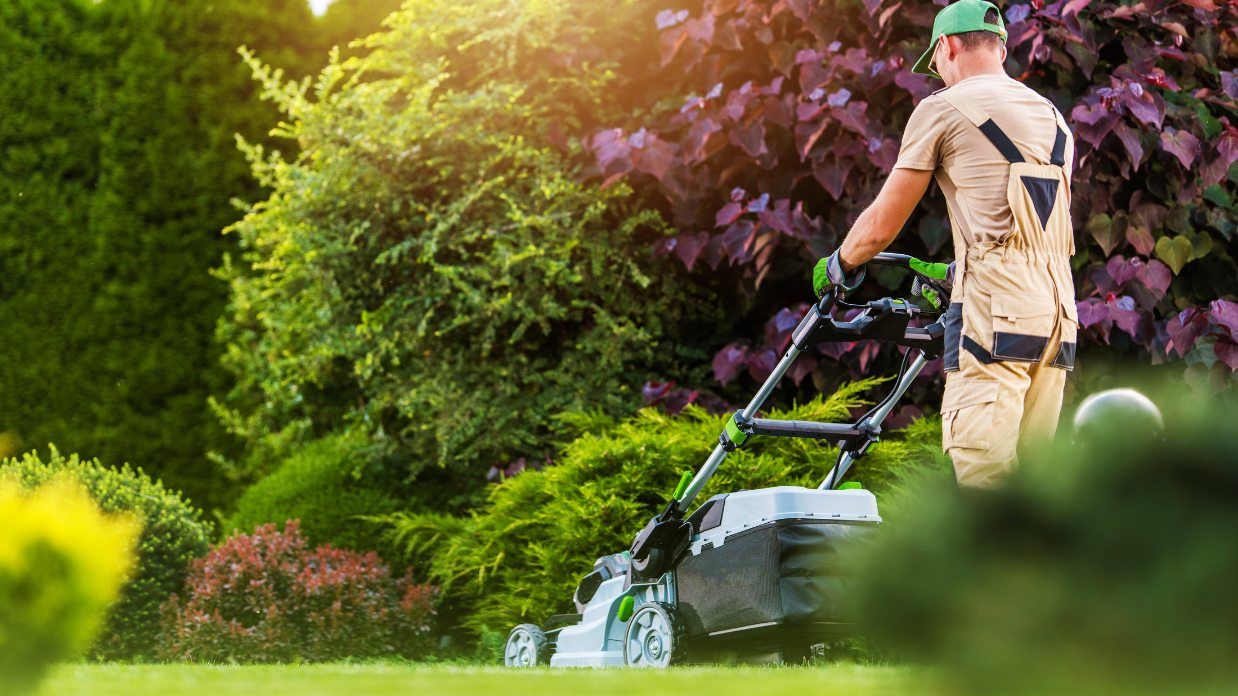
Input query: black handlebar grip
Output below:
<box><xmin>816</xmin><ymin>290</ymin><xmax>836</xmax><ymax>313</ymax></box>
<box><xmin>869</xmin><ymin>252</ymin><xmax>913</xmax><ymax>267</ymax></box>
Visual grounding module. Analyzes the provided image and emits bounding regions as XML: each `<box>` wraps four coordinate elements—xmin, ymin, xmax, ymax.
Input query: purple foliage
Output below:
<box><xmin>589</xmin><ymin>0</ymin><xmax>1236</xmax><ymax>391</ymax></box>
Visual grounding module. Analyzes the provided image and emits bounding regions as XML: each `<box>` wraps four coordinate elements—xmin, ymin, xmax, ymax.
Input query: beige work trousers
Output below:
<box><xmin>941</xmin><ymin>247</ymin><xmax>1078</xmax><ymax>488</ymax></box>
<box><xmin>942</xmin><ymin>348</ymin><xmax>1068</xmax><ymax>488</ymax></box>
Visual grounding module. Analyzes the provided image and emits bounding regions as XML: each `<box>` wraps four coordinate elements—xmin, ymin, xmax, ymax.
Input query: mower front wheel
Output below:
<box><xmin>624</xmin><ymin>602</ymin><xmax>684</xmax><ymax>668</ymax></box>
<box><xmin>504</xmin><ymin>623</ymin><xmax>550</xmax><ymax>667</ymax></box>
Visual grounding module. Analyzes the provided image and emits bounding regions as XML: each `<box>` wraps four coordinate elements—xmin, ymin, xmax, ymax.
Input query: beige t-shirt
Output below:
<box><xmin>894</xmin><ymin>73</ymin><xmax>1074</xmax><ymax>253</ymax></box>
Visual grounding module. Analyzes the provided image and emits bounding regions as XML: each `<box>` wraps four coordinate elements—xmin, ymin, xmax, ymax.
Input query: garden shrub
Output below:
<box><xmin>213</xmin><ymin>0</ymin><xmax>719</xmax><ymax>492</ymax></box>
<box><xmin>226</xmin><ymin>432</ymin><xmax>403</xmax><ymax>560</ymax></box>
<box><xmin>0</xmin><ymin>448</ymin><xmax>212</xmax><ymax>659</ymax></box>
<box><xmin>0</xmin><ymin>476</ymin><xmax>138</xmax><ymax>694</ymax></box>
<box><xmin>852</xmin><ymin>394</ymin><xmax>1238</xmax><ymax>694</ymax></box>
<box><xmin>159</xmin><ymin>521</ymin><xmax>435</xmax><ymax>662</ymax></box>
<box><xmin>381</xmin><ymin>381</ymin><xmax>948</xmax><ymax>637</ymax></box>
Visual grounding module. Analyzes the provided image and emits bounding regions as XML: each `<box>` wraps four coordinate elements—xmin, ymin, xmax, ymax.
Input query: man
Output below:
<box><xmin>812</xmin><ymin>0</ymin><xmax>1077</xmax><ymax>488</ymax></box>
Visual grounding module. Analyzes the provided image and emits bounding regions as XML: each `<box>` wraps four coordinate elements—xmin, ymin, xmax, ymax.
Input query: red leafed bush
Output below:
<box><xmin>591</xmin><ymin>0</ymin><xmax>1236</xmax><ymax>390</ymax></box>
<box><xmin>159</xmin><ymin>521</ymin><xmax>435</xmax><ymax>662</ymax></box>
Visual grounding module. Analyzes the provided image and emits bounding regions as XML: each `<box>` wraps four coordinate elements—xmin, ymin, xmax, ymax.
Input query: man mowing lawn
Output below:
<box><xmin>813</xmin><ymin>0</ymin><xmax>1077</xmax><ymax>488</ymax></box>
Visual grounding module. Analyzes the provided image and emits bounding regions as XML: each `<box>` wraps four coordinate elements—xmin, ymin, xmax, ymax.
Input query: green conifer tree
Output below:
<box><xmin>0</xmin><ymin>0</ymin><xmax>319</xmax><ymax>510</ymax></box>
<box><xmin>0</xmin><ymin>0</ymin><xmax>103</xmax><ymax>466</ymax></box>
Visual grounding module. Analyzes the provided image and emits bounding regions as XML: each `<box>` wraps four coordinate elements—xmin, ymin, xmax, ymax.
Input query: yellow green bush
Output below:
<box><xmin>0</xmin><ymin>476</ymin><xmax>138</xmax><ymax>693</ymax></box>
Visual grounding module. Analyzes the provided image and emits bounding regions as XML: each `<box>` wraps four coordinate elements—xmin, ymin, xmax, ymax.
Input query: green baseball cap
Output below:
<box><xmin>912</xmin><ymin>0</ymin><xmax>1008</xmax><ymax>79</ymax></box>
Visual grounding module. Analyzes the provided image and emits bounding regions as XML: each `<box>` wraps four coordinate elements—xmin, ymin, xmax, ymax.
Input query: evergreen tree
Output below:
<box><xmin>0</xmin><ymin>0</ymin><xmax>319</xmax><ymax>510</ymax></box>
<box><xmin>0</xmin><ymin>0</ymin><xmax>103</xmax><ymax>464</ymax></box>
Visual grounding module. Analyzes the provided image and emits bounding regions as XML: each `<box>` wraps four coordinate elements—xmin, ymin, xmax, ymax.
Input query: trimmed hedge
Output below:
<box><xmin>226</xmin><ymin>432</ymin><xmax>403</xmax><ymax>560</ymax></box>
<box><xmin>0</xmin><ymin>448</ymin><xmax>212</xmax><ymax>660</ymax></box>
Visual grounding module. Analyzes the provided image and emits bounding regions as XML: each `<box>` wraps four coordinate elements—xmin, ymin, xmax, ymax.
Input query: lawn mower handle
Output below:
<box><xmin>870</xmin><ymin>252</ymin><xmax>915</xmax><ymax>266</ymax></box>
<box><xmin>629</xmin><ymin>256</ymin><xmax>943</xmax><ymax>578</ymax></box>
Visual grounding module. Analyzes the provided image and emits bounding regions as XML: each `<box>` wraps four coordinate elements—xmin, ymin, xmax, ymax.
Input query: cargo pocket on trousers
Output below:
<box><xmin>990</xmin><ymin>295</ymin><xmax>1054</xmax><ymax>363</ymax></box>
<box><xmin>1051</xmin><ymin>299</ymin><xmax>1079</xmax><ymax>370</ymax></box>
<box><xmin>941</xmin><ymin>379</ymin><xmax>999</xmax><ymax>450</ymax></box>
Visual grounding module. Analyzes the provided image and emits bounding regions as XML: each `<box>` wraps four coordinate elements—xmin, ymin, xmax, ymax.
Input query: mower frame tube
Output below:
<box><xmin>677</xmin><ymin>294</ymin><xmax>835</xmax><ymax>509</ymax></box>
<box><xmin>820</xmin><ymin>349</ymin><xmax>929</xmax><ymax>489</ymax></box>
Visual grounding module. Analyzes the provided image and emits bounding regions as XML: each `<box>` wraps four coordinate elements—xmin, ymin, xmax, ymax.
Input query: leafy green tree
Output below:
<box><xmin>316</xmin><ymin>0</ymin><xmax>405</xmax><ymax>58</ymax></box>
<box><xmin>0</xmin><ymin>0</ymin><xmax>103</xmax><ymax>463</ymax></box>
<box><xmin>215</xmin><ymin>0</ymin><xmax>720</xmax><ymax>500</ymax></box>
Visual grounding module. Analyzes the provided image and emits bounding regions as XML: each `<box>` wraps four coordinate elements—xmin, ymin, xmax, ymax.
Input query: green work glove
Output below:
<box><xmin>909</xmin><ymin>257</ymin><xmax>954</xmax><ymax>284</ymax></box>
<box><xmin>909</xmin><ymin>258</ymin><xmax>955</xmax><ymax>309</ymax></box>
<box><xmin>812</xmin><ymin>250</ymin><xmax>866</xmax><ymax>297</ymax></box>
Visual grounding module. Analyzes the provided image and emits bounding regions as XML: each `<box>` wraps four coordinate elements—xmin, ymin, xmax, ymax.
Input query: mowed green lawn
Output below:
<box><xmin>39</xmin><ymin>663</ymin><xmax>930</xmax><ymax>696</ymax></box>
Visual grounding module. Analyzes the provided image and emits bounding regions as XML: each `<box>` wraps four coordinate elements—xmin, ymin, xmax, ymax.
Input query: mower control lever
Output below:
<box><xmin>629</xmin><ymin>510</ymin><xmax>692</xmax><ymax>581</ymax></box>
<box><xmin>793</xmin><ymin>298</ymin><xmax>944</xmax><ymax>357</ymax></box>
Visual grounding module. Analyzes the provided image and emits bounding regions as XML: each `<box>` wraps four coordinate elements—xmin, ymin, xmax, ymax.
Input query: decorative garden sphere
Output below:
<box><xmin>1072</xmin><ymin>388</ymin><xmax>1163</xmax><ymax>442</ymax></box>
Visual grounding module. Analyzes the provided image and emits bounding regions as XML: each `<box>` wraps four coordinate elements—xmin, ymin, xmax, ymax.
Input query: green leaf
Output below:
<box><xmin>1203</xmin><ymin>184</ymin><xmax>1232</xmax><ymax>209</ymax></box>
<box><xmin>1187</xmin><ymin>231</ymin><xmax>1213</xmax><ymax>261</ymax></box>
<box><xmin>1086</xmin><ymin>213</ymin><xmax>1119</xmax><ymax>255</ymax></box>
<box><xmin>1154</xmin><ymin>235</ymin><xmax>1193</xmax><ymax>274</ymax></box>
<box><xmin>1194</xmin><ymin>102</ymin><xmax>1222</xmax><ymax>139</ymax></box>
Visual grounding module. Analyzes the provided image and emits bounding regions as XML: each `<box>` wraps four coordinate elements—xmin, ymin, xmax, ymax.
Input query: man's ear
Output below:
<box><xmin>941</xmin><ymin>34</ymin><xmax>961</xmax><ymax>61</ymax></box>
<box><xmin>998</xmin><ymin>44</ymin><xmax>1008</xmax><ymax>62</ymax></box>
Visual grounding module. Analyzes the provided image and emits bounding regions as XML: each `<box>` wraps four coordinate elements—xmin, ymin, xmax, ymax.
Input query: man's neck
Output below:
<box><xmin>953</xmin><ymin>54</ymin><xmax>1007</xmax><ymax>83</ymax></box>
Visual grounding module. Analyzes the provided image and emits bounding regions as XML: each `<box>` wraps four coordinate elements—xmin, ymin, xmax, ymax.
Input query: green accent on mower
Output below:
<box><xmin>723</xmin><ymin>412</ymin><xmax>750</xmax><ymax>449</ymax></box>
<box><xmin>616</xmin><ymin>595</ymin><xmax>635</xmax><ymax>622</ymax></box>
<box><xmin>838</xmin><ymin>482</ymin><xmax>863</xmax><ymax>490</ymax></box>
<box><xmin>672</xmin><ymin>471</ymin><xmax>692</xmax><ymax>502</ymax></box>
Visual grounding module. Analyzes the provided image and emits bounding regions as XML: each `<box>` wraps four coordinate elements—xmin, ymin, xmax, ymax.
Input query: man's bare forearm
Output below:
<box><xmin>838</xmin><ymin>204</ymin><xmax>902</xmax><ymax>271</ymax></box>
<box><xmin>836</xmin><ymin>168</ymin><xmax>933</xmax><ymax>271</ymax></box>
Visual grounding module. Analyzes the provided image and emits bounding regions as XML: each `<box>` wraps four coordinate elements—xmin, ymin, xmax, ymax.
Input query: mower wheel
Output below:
<box><xmin>504</xmin><ymin>624</ymin><xmax>550</xmax><ymax>667</ymax></box>
<box><xmin>624</xmin><ymin>602</ymin><xmax>683</xmax><ymax>668</ymax></box>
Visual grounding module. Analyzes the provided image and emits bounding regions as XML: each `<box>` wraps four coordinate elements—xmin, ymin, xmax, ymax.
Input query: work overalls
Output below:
<box><xmin>936</xmin><ymin>90</ymin><xmax>1078</xmax><ymax>488</ymax></box>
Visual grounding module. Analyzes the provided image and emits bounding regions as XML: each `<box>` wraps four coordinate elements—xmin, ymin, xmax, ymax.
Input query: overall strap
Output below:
<box><xmin>1050</xmin><ymin>124</ymin><xmax>1067</xmax><ymax>167</ymax></box>
<box><xmin>936</xmin><ymin>88</ymin><xmax>1070</xmax><ymax>167</ymax></box>
<box><xmin>935</xmin><ymin>88</ymin><xmax>1024</xmax><ymax>164</ymax></box>
<box><xmin>1046</xmin><ymin>100</ymin><xmax>1069</xmax><ymax>167</ymax></box>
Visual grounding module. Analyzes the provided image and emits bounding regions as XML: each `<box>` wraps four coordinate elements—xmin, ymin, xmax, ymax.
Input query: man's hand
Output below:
<box><xmin>812</xmin><ymin>249</ymin><xmax>866</xmax><ymax>297</ymax></box>
<box><xmin>909</xmin><ymin>258</ymin><xmax>955</xmax><ymax>309</ymax></box>
<box><xmin>837</xmin><ymin>168</ymin><xmax>934</xmax><ymax>270</ymax></box>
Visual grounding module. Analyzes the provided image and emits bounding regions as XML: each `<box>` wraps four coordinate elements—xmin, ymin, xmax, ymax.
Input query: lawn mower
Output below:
<box><xmin>503</xmin><ymin>252</ymin><xmax>950</xmax><ymax>668</ymax></box>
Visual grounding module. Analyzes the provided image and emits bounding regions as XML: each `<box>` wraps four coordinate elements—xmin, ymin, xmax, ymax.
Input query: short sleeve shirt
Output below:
<box><xmin>894</xmin><ymin>74</ymin><xmax>1074</xmax><ymax>253</ymax></box>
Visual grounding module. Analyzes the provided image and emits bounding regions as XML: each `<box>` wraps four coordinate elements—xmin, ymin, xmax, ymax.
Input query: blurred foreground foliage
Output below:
<box><xmin>854</xmin><ymin>394</ymin><xmax>1238</xmax><ymax>694</ymax></box>
<box><xmin>0</xmin><ymin>476</ymin><xmax>138</xmax><ymax>694</ymax></box>
<box><xmin>379</xmin><ymin>382</ymin><xmax>948</xmax><ymax>639</ymax></box>
<box><xmin>1</xmin><ymin>448</ymin><xmax>212</xmax><ymax>660</ymax></box>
